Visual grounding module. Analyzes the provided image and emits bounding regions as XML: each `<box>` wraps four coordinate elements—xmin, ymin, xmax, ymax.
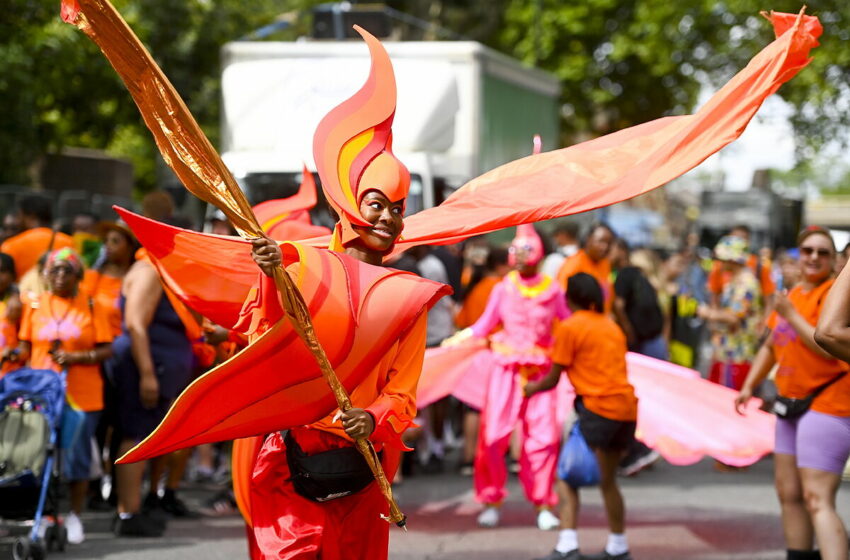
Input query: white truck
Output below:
<box><xmin>219</xmin><ymin>38</ymin><xmax>561</xmax><ymax>222</ymax></box>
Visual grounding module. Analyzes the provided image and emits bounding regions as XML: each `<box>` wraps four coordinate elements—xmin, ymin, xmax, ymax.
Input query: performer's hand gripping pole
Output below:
<box><xmin>61</xmin><ymin>0</ymin><xmax>406</xmax><ymax>529</ymax></box>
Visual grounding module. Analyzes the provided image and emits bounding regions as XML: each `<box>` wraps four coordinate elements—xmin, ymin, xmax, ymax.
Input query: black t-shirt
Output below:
<box><xmin>613</xmin><ymin>266</ymin><xmax>664</xmax><ymax>344</ymax></box>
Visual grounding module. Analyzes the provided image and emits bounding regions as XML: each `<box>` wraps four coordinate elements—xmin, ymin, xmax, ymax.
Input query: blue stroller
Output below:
<box><xmin>0</xmin><ymin>368</ymin><xmax>69</xmax><ymax>560</ymax></box>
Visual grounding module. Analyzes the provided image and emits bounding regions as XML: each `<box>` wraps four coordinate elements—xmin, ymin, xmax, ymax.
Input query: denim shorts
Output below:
<box><xmin>63</xmin><ymin>410</ymin><xmax>102</xmax><ymax>481</ymax></box>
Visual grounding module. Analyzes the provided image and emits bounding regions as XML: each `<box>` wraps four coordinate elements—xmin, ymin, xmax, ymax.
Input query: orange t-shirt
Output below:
<box><xmin>708</xmin><ymin>254</ymin><xmax>775</xmax><ymax>299</ymax></box>
<box><xmin>455</xmin><ymin>275</ymin><xmax>501</xmax><ymax>329</ymax></box>
<box><xmin>0</xmin><ymin>228</ymin><xmax>74</xmax><ymax>280</ymax></box>
<box><xmin>80</xmin><ymin>270</ymin><xmax>124</xmax><ymax>337</ymax></box>
<box><xmin>19</xmin><ymin>291</ymin><xmax>114</xmax><ymax>411</ymax></box>
<box><xmin>768</xmin><ymin>279</ymin><xmax>850</xmax><ymax>416</ymax></box>
<box><xmin>552</xmin><ymin>310</ymin><xmax>637</xmax><ymax>421</ymax></box>
<box><xmin>556</xmin><ymin>250</ymin><xmax>613</xmax><ymax>313</ymax></box>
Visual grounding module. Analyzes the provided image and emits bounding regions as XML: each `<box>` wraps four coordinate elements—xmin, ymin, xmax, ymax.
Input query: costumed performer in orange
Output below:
<box><xmin>243</xmin><ymin>40</ymin><xmax>441</xmax><ymax>556</ymax></box>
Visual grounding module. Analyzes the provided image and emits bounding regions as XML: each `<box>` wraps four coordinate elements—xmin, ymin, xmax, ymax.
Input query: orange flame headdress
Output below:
<box><xmin>313</xmin><ymin>26</ymin><xmax>410</xmax><ymax>251</ymax></box>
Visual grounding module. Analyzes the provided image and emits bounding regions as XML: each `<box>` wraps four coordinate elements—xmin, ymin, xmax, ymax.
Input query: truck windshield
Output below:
<box><xmin>239</xmin><ymin>172</ymin><xmax>305</xmax><ymax>205</ymax></box>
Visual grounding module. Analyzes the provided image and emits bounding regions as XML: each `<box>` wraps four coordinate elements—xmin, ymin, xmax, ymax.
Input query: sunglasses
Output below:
<box><xmin>800</xmin><ymin>246</ymin><xmax>832</xmax><ymax>258</ymax></box>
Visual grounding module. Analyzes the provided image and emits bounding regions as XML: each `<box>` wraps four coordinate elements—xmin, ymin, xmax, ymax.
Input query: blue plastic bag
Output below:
<box><xmin>557</xmin><ymin>422</ymin><xmax>600</xmax><ymax>487</ymax></box>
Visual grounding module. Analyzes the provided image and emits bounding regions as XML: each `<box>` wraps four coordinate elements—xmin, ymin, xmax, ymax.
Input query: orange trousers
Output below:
<box><xmin>247</xmin><ymin>430</ymin><xmax>399</xmax><ymax>560</ymax></box>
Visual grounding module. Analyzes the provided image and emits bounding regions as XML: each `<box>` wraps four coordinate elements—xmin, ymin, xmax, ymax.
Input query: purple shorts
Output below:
<box><xmin>775</xmin><ymin>410</ymin><xmax>850</xmax><ymax>474</ymax></box>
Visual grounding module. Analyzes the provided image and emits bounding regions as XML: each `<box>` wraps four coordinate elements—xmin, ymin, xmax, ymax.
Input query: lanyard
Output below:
<box><xmin>46</xmin><ymin>293</ymin><xmax>75</xmax><ymax>344</ymax></box>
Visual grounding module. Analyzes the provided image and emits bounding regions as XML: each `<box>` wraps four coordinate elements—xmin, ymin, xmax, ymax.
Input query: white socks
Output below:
<box><xmin>605</xmin><ymin>533</ymin><xmax>629</xmax><ymax>555</ymax></box>
<box><xmin>555</xmin><ymin>529</ymin><xmax>578</xmax><ymax>553</ymax></box>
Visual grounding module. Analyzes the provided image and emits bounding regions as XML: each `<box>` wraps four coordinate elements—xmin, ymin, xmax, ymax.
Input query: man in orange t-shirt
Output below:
<box><xmin>526</xmin><ymin>272</ymin><xmax>637</xmax><ymax>560</ymax></box>
<box><xmin>556</xmin><ymin>223</ymin><xmax>615</xmax><ymax>313</ymax></box>
<box><xmin>1</xmin><ymin>195</ymin><xmax>73</xmax><ymax>280</ymax></box>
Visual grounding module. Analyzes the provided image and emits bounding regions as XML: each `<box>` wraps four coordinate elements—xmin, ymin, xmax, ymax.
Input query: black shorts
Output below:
<box><xmin>576</xmin><ymin>398</ymin><xmax>636</xmax><ymax>452</ymax></box>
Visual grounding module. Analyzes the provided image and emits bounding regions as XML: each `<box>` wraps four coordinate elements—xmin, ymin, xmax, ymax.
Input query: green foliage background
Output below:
<box><xmin>2</xmin><ymin>1</ymin><xmax>848</xmax><ymax>192</ymax></box>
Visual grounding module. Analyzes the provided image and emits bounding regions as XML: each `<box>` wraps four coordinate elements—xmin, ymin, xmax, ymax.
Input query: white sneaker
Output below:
<box><xmin>477</xmin><ymin>506</ymin><xmax>500</xmax><ymax>528</ymax></box>
<box><xmin>536</xmin><ymin>509</ymin><xmax>560</xmax><ymax>531</ymax></box>
<box><xmin>65</xmin><ymin>512</ymin><xmax>85</xmax><ymax>544</ymax></box>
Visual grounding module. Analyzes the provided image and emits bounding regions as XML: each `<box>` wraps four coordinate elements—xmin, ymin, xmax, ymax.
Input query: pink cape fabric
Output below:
<box><xmin>437</xmin><ymin>348</ymin><xmax>774</xmax><ymax>467</ymax></box>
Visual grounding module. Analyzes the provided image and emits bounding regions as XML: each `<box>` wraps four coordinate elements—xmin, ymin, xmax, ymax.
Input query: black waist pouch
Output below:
<box><xmin>283</xmin><ymin>431</ymin><xmax>375</xmax><ymax>502</ymax></box>
<box><xmin>772</xmin><ymin>394</ymin><xmax>815</xmax><ymax>419</ymax></box>
<box><xmin>772</xmin><ymin>370</ymin><xmax>849</xmax><ymax>420</ymax></box>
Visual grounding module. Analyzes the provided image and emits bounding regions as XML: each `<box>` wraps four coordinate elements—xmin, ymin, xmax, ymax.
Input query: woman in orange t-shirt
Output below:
<box><xmin>6</xmin><ymin>248</ymin><xmax>114</xmax><ymax>545</ymax></box>
<box><xmin>526</xmin><ymin>272</ymin><xmax>637</xmax><ymax>560</ymax></box>
<box><xmin>80</xmin><ymin>221</ymin><xmax>138</xmax><ymax>337</ymax></box>
<box><xmin>736</xmin><ymin>226</ymin><xmax>850</xmax><ymax>560</ymax></box>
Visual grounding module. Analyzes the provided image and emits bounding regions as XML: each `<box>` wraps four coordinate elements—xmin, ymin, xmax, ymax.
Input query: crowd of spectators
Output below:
<box><xmin>0</xmin><ymin>193</ymin><xmax>238</xmax><ymax>543</ymax></box>
<box><xmin>1</xmin><ymin>193</ymin><xmax>847</xmax><ymax>554</ymax></box>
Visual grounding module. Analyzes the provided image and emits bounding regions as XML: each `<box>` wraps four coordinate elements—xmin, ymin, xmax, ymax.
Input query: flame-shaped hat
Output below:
<box><xmin>312</xmin><ymin>26</ymin><xmax>410</xmax><ymax>251</ymax></box>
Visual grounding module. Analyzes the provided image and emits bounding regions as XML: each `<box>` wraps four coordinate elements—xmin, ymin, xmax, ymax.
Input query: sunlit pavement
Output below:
<box><xmin>2</xmin><ymin>457</ymin><xmax>848</xmax><ymax>559</ymax></box>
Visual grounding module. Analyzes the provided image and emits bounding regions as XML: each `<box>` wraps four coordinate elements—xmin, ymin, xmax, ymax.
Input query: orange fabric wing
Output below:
<box><xmin>387</xmin><ymin>11</ymin><xmax>820</xmax><ymax>253</ymax></box>
<box><xmin>118</xmin><ymin>243</ymin><xmax>450</xmax><ymax>463</ymax></box>
<box><xmin>116</xmin><ymin>208</ymin><xmax>256</xmax><ymax>329</ymax></box>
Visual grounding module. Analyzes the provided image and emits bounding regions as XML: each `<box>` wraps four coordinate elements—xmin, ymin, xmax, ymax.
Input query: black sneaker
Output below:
<box><xmin>160</xmin><ymin>489</ymin><xmax>200</xmax><ymax>518</ymax></box>
<box><xmin>141</xmin><ymin>494</ymin><xmax>169</xmax><ymax>528</ymax></box>
<box><xmin>533</xmin><ymin>550</ymin><xmax>580</xmax><ymax>560</ymax></box>
<box><xmin>114</xmin><ymin>513</ymin><xmax>165</xmax><ymax>537</ymax></box>
<box><xmin>618</xmin><ymin>441</ymin><xmax>660</xmax><ymax>477</ymax></box>
<box><xmin>580</xmin><ymin>551</ymin><xmax>633</xmax><ymax>560</ymax></box>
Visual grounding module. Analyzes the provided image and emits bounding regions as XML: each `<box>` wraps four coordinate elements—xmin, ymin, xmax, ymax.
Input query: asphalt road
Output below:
<box><xmin>2</xmin><ymin>457</ymin><xmax>848</xmax><ymax>560</ymax></box>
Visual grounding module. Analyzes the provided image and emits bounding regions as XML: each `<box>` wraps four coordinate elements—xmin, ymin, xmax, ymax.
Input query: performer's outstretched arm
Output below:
<box><xmin>468</xmin><ymin>283</ymin><xmax>505</xmax><ymax>338</ymax></box>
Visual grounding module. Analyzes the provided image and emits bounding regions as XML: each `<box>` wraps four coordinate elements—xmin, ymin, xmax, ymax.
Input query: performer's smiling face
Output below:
<box><xmin>354</xmin><ymin>190</ymin><xmax>404</xmax><ymax>253</ymax></box>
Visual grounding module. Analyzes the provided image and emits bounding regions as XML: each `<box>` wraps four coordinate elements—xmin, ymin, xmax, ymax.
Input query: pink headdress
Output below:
<box><xmin>509</xmin><ymin>223</ymin><xmax>544</xmax><ymax>267</ymax></box>
<box><xmin>508</xmin><ymin>136</ymin><xmax>545</xmax><ymax>267</ymax></box>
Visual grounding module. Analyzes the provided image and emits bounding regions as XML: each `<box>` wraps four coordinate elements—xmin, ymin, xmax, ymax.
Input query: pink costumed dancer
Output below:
<box><xmin>464</xmin><ymin>224</ymin><xmax>569</xmax><ymax>530</ymax></box>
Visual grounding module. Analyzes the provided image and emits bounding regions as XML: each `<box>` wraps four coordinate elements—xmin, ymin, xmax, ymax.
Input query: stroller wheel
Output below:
<box><xmin>56</xmin><ymin>524</ymin><xmax>67</xmax><ymax>552</ymax></box>
<box><xmin>45</xmin><ymin>524</ymin><xmax>56</xmax><ymax>552</ymax></box>
<box><xmin>29</xmin><ymin>539</ymin><xmax>46</xmax><ymax>560</ymax></box>
<box><xmin>11</xmin><ymin>537</ymin><xmax>29</xmax><ymax>560</ymax></box>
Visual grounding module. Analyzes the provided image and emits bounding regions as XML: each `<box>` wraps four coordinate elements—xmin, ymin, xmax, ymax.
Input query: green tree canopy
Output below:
<box><xmin>394</xmin><ymin>0</ymin><xmax>850</xmax><ymax>156</ymax></box>
<box><xmin>2</xmin><ymin>1</ymin><xmax>848</xmax><ymax>190</ymax></box>
<box><xmin>0</xmin><ymin>0</ymin><xmax>305</xmax><ymax>189</ymax></box>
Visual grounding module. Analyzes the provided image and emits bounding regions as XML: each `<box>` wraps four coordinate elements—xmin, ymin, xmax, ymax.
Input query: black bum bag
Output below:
<box><xmin>772</xmin><ymin>370</ymin><xmax>848</xmax><ymax>420</ymax></box>
<box><xmin>772</xmin><ymin>395</ymin><xmax>815</xmax><ymax>419</ymax></box>
<box><xmin>283</xmin><ymin>431</ymin><xmax>376</xmax><ymax>502</ymax></box>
